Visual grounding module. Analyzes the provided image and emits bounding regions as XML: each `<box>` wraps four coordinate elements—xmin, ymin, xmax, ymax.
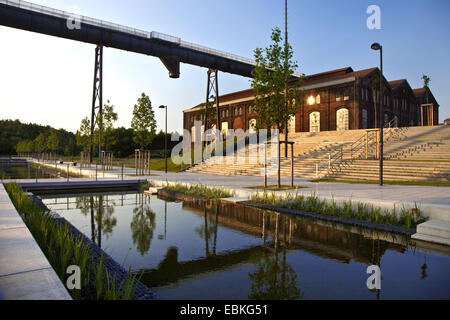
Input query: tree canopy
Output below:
<box><xmin>131</xmin><ymin>93</ymin><xmax>157</xmax><ymax>149</ymax></box>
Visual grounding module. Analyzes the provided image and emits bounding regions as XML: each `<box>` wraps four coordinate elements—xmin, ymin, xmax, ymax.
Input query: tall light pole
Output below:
<box><xmin>371</xmin><ymin>42</ymin><xmax>383</xmax><ymax>186</ymax></box>
<box><xmin>284</xmin><ymin>0</ymin><xmax>289</xmax><ymax>158</ymax></box>
<box><xmin>159</xmin><ymin>105</ymin><xmax>168</xmax><ymax>174</ymax></box>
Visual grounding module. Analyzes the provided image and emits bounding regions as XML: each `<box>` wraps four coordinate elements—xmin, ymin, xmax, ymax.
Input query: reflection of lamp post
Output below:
<box><xmin>159</xmin><ymin>105</ymin><xmax>168</xmax><ymax>174</ymax></box>
<box><xmin>371</xmin><ymin>42</ymin><xmax>383</xmax><ymax>186</ymax></box>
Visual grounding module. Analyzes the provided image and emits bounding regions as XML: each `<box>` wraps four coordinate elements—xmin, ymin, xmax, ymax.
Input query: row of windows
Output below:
<box><xmin>307</xmin><ymin>91</ymin><xmax>350</xmax><ymax>105</ymax></box>
<box><xmin>190</xmin><ymin>105</ymin><xmax>257</xmax><ymax>122</ymax></box>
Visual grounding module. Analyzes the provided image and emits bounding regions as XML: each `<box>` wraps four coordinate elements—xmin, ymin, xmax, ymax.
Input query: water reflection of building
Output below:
<box><xmin>141</xmin><ymin>197</ymin><xmax>409</xmax><ymax>293</ymax></box>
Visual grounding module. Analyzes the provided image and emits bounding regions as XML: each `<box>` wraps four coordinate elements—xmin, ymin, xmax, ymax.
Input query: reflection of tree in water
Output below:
<box><xmin>131</xmin><ymin>203</ymin><xmax>156</xmax><ymax>256</ymax></box>
<box><xmin>248</xmin><ymin>249</ymin><xmax>302</xmax><ymax>300</ymax></box>
<box><xmin>74</xmin><ymin>195</ymin><xmax>117</xmax><ymax>248</ymax></box>
<box><xmin>194</xmin><ymin>207</ymin><xmax>219</xmax><ymax>257</ymax></box>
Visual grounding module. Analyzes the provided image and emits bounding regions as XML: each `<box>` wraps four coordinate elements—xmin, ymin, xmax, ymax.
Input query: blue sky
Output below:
<box><xmin>1</xmin><ymin>0</ymin><xmax>449</xmax><ymax>133</ymax></box>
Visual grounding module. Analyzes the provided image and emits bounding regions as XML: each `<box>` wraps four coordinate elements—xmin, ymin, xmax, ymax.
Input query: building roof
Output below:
<box><xmin>389</xmin><ymin>79</ymin><xmax>407</xmax><ymax>89</ymax></box>
<box><xmin>413</xmin><ymin>88</ymin><xmax>426</xmax><ymax>96</ymax></box>
<box><xmin>184</xmin><ymin>66</ymin><xmax>433</xmax><ymax>113</ymax></box>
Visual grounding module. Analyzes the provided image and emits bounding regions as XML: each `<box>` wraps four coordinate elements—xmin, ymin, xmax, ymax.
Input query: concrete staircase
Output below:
<box><xmin>186</xmin><ymin>126</ymin><xmax>450</xmax><ymax>182</ymax></box>
<box><xmin>326</xmin><ymin>126</ymin><xmax>450</xmax><ymax>182</ymax></box>
<box><xmin>384</xmin><ymin>126</ymin><xmax>450</xmax><ymax>161</ymax></box>
<box><xmin>325</xmin><ymin>159</ymin><xmax>450</xmax><ymax>182</ymax></box>
<box><xmin>186</xmin><ymin>129</ymin><xmax>369</xmax><ymax>179</ymax></box>
<box><xmin>412</xmin><ymin>220</ymin><xmax>450</xmax><ymax>246</ymax></box>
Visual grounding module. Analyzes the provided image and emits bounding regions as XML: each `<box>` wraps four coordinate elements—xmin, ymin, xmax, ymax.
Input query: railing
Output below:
<box><xmin>315</xmin><ymin>147</ymin><xmax>344</xmax><ymax>178</ymax></box>
<box><xmin>385</xmin><ymin>117</ymin><xmax>398</xmax><ymax>129</ymax></box>
<box><xmin>349</xmin><ymin>130</ymin><xmax>379</xmax><ymax>160</ymax></box>
<box><xmin>2</xmin><ymin>0</ymin><xmax>302</xmax><ymax>73</ymax></box>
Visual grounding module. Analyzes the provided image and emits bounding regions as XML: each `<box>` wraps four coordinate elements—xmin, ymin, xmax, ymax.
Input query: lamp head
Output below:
<box><xmin>371</xmin><ymin>42</ymin><xmax>382</xmax><ymax>51</ymax></box>
<box><xmin>159</xmin><ymin>105</ymin><xmax>166</xmax><ymax>109</ymax></box>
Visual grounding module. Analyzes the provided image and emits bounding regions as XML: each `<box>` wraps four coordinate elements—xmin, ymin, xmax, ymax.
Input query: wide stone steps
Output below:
<box><xmin>412</xmin><ymin>220</ymin><xmax>450</xmax><ymax>246</ymax></box>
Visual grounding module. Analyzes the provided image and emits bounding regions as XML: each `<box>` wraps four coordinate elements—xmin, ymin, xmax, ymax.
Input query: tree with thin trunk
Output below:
<box><xmin>47</xmin><ymin>129</ymin><xmax>59</xmax><ymax>154</ymax></box>
<box><xmin>251</xmin><ymin>27</ymin><xmax>304</xmax><ymax>188</ymax></box>
<box><xmin>76</xmin><ymin>117</ymin><xmax>91</xmax><ymax>154</ymax></box>
<box><xmin>34</xmin><ymin>132</ymin><xmax>47</xmax><ymax>153</ymax></box>
<box><xmin>369</xmin><ymin>73</ymin><xmax>380</xmax><ymax>128</ymax></box>
<box><xmin>95</xmin><ymin>100</ymin><xmax>118</xmax><ymax>151</ymax></box>
<box><xmin>422</xmin><ymin>74</ymin><xmax>431</xmax><ymax>125</ymax></box>
<box><xmin>131</xmin><ymin>93</ymin><xmax>156</xmax><ymax>149</ymax></box>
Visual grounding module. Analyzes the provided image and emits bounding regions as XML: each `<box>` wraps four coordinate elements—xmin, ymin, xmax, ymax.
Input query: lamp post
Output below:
<box><xmin>371</xmin><ymin>42</ymin><xmax>383</xmax><ymax>186</ymax></box>
<box><xmin>159</xmin><ymin>105</ymin><xmax>168</xmax><ymax>174</ymax></box>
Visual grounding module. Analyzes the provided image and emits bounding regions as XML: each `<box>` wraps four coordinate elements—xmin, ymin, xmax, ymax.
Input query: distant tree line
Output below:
<box><xmin>1</xmin><ymin>93</ymin><xmax>180</xmax><ymax>158</ymax></box>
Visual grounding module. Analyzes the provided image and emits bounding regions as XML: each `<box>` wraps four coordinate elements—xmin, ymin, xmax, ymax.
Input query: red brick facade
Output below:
<box><xmin>183</xmin><ymin>67</ymin><xmax>439</xmax><ymax>135</ymax></box>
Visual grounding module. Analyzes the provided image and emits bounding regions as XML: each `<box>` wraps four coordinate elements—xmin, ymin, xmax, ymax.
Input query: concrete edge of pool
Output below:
<box><xmin>0</xmin><ymin>184</ymin><xmax>72</xmax><ymax>300</ymax></box>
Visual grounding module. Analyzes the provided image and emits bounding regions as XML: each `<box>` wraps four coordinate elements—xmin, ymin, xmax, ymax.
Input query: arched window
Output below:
<box><xmin>316</xmin><ymin>95</ymin><xmax>321</xmax><ymax>104</ymax></box>
<box><xmin>239</xmin><ymin>107</ymin><xmax>242</xmax><ymax>116</ymax></box>
<box><xmin>221</xmin><ymin>122</ymin><xmax>229</xmax><ymax>135</ymax></box>
<box><xmin>288</xmin><ymin>115</ymin><xmax>296</xmax><ymax>133</ymax></box>
<box><xmin>336</xmin><ymin>108</ymin><xmax>349</xmax><ymax>131</ymax></box>
<box><xmin>191</xmin><ymin>126</ymin><xmax>196</xmax><ymax>142</ymax></box>
<box><xmin>361</xmin><ymin>109</ymin><xmax>368</xmax><ymax>129</ymax></box>
<box><xmin>310</xmin><ymin>112</ymin><xmax>320</xmax><ymax>133</ymax></box>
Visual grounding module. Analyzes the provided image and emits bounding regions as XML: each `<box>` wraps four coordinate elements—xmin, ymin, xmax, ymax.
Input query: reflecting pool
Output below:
<box><xmin>41</xmin><ymin>191</ymin><xmax>450</xmax><ymax>300</ymax></box>
<box><xmin>0</xmin><ymin>162</ymin><xmax>73</xmax><ymax>179</ymax></box>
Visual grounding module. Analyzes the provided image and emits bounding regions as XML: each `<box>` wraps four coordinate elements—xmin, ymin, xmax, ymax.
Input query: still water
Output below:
<box><xmin>41</xmin><ymin>191</ymin><xmax>450</xmax><ymax>300</ymax></box>
<box><xmin>0</xmin><ymin>162</ymin><xmax>73</xmax><ymax>179</ymax></box>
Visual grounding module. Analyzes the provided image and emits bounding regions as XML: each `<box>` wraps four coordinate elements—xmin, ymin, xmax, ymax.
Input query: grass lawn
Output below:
<box><xmin>149</xmin><ymin>158</ymin><xmax>190</xmax><ymax>172</ymax></box>
<box><xmin>311</xmin><ymin>179</ymin><xmax>450</xmax><ymax>187</ymax></box>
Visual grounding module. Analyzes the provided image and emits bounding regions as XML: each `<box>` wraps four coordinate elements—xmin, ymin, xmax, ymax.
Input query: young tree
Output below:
<box><xmin>34</xmin><ymin>132</ymin><xmax>47</xmax><ymax>153</ymax></box>
<box><xmin>95</xmin><ymin>100</ymin><xmax>118</xmax><ymax>151</ymax></box>
<box><xmin>369</xmin><ymin>73</ymin><xmax>380</xmax><ymax>128</ymax></box>
<box><xmin>76</xmin><ymin>117</ymin><xmax>91</xmax><ymax>154</ymax></box>
<box><xmin>47</xmin><ymin>129</ymin><xmax>59</xmax><ymax>154</ymax></box>
<box><xmin>131</xmin><ymin>93</ymin><xmax>156</xmax><ymax>149</ymax></box>
<box><xmin>251</xmin><ymin>27</ymin><xmax>304</xmax><ymax>188</ymax></box>
<box><xmin>422</xmin><ymin>74</ymin><xmax>431</xmax><ymax>103</ymax></box>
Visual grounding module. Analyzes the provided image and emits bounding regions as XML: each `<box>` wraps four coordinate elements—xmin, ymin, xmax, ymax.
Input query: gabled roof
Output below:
<box><xmin>413</xmin><ymin>88</ymin><xmax>426</xmax><ymax>96</ymax></box>
<box><xmin>389</xmin><ymin>79</ymin><xmax>407</xmax><ymax>89</ymax></box>
<box><xmin>348</xmin><ymin>67</ymin><xmax>378</xmax><ymax>78</ymax></box>
<box><xmin>306</xmin><ymin>67</ymin><xmax>354</xmax><ymax>81</ymax></box>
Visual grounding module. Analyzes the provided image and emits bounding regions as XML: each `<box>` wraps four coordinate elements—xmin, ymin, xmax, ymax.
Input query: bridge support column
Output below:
<box><xmin>205</xmin><ymin>69</ymin><xmax>220</xmax><ymax>136</ymax></box>
<box><xmin>90</xmin><ymin>45</ymin><xmax>103</xmax><ymax>163</ymax></box>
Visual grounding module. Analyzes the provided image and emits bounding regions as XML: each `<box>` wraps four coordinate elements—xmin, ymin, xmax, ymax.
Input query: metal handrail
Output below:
<box><xmin>315</xmin><ymin>148</ymin><xmax>343</xmax><ymax>178</ymax></box>
<box><xmin>3</xmin><ymin>0</ymin><xmax>291</xmax><ymax>72</ymax></box>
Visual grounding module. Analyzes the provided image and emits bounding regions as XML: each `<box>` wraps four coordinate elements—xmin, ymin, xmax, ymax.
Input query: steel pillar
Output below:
<box><xmin>90</xmin><ymin>45</ymin><xmax>103</xmax><ymax>163</ymax></box>
<box><xmin>205</xmin><ymin>69</ymin><xmax>220</xmax><ymax>133</ymax></box>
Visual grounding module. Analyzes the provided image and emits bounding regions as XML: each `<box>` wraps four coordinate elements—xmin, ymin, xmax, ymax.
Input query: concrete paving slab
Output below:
<box><xmin>0</xmin><ymin>215</ymin><xmax>25</xmax><ymax>230</ymax></box>
<box><xmin>0</xmin><ymin>227</ymin><xmax>52</xmax><ymax>277</ymax></box>
<box><xmin>0</xmin><ymin>268</ymin><xmax>71</xmax><ymax>300</ymax></box>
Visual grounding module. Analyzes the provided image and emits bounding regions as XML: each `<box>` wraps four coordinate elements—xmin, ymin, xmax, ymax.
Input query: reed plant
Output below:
<box><xmin>251</xmin><ymin>190</ymin><xmax>427</xmax><ymax>229</ymax></box>
<box><xmin>164</xmin><ymin>182</ymin><xmax>233</xmax><ymax>199</ymax></box>
<box><xmin>5</xmin><ymin>183</ymin><xmax>143</xmax><ymax>300</ymax></box>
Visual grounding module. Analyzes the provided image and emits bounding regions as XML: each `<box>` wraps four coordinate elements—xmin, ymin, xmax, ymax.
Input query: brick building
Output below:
<box><xmin>183</xmin><ymin>67</ymin><xmax>439</xmax><ymax>138</ymax></box>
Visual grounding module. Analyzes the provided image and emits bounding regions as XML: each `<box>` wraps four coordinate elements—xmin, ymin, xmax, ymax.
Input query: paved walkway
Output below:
<box><xmin>0</xmin><ymin>184</ymin><xmax>71</xmax><ymax>300</ymax></box>
<box><xmin>147</xmin><ymin>171</ymin><xmax>450</xmax><ymax>221</ymax></box>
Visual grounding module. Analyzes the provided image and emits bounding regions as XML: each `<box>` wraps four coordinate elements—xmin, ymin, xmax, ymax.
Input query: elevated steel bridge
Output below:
<box><xmin>0</xmin><ymin>0</ymin><xmax>301</xmax><ymax>161</ymax></box>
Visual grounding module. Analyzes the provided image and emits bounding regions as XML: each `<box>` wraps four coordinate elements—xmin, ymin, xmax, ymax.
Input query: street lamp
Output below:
<box><xmin>159</xmin><ymin>105</ymin><xmax>168</xmax><ymax>174</ymax></box>
<box><xmin>371</xmin><ymin>42</ymin><xmax>383</xmax><ymax>186</ymax></box>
